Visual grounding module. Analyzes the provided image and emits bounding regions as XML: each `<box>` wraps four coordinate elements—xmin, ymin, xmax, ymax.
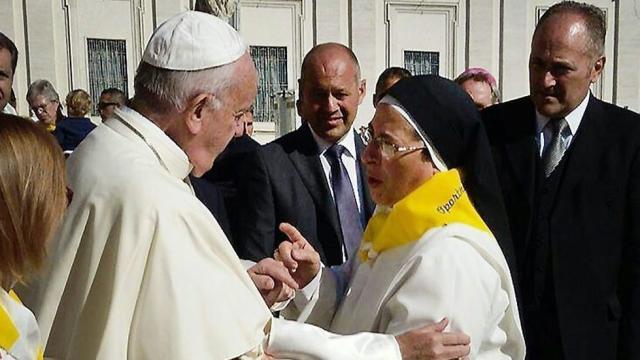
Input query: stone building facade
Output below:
<box><xmin>1</xmin><ymin>0</ymin><xmax>638</xmax><ymax>142</ymax></box>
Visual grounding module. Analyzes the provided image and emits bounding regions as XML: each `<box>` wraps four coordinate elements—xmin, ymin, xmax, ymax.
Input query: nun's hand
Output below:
<box><xmin>395</xmin><ymin>318</ymin><xmax>470</xmax><ymax>360</ymax></box>
<box><xmin>275</xmin><ymin>222</ymin><xmax>321</xmax><ymax>288</ymax></box>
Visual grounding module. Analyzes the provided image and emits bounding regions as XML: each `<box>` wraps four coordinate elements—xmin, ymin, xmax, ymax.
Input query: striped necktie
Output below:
<box><xmin>542</xmin><ymin>117</ymin><xmax>569</xmax><ymax>177</ymax></box>
<box><xmin>325</xmin><ymin>144</ymin><xmax>363</xmax><ymax>259</ymax></box>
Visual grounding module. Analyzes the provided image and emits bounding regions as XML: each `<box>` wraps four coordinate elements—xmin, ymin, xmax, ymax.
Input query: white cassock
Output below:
<box><xmin>285</xmin><ymin>224</ymin><xmax>526</xmax><ymax>360</ymax></box>
<box><xmin>18</xmin><ymin>106</ymin><xmax>402</xmax><ymax>360</ymax></box>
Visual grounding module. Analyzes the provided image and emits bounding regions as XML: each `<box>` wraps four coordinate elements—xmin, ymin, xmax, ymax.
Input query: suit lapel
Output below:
<box><xmin>503</xmin><ymin>99</ymin><xmax>538</xmax><ymax>211</ymax></box>
<box><xmin>557</xmin><ymin>95</ymin><xmax>605</xmax><ymax>198</ymax></box>
<box><xmin>287</xmin><ymin>126</ymin><xmax>343</xmax><ymax>243</ymax></box>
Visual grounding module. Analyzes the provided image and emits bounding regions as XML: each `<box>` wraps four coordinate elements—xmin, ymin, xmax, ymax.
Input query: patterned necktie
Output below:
<box><xmin>325</xmin><ymin>144</ymin><xmax>363</xmax><ymax>259</ymax></box>
<box><xmin>542</xmin><ymin>117</ymin><xmax>569</xmax><ymax>177</ymax></box>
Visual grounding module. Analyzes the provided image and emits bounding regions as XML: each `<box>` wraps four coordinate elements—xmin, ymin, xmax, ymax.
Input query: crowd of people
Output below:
<box><xmin>0</xmin><ymin>1</ymin><xmax>639</xmax><ymax>359</ymax></box>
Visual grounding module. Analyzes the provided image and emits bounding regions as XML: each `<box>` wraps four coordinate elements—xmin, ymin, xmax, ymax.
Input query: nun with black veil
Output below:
<box><xmin>274</xmin><ymin>75</ymin><xmax>525</xmax><ymax>359</ymax></box>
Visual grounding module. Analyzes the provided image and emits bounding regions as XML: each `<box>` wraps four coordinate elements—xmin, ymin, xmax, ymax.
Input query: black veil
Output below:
<box><xmin>386</xmin><ymin>75</ymin><xmax>517</xmax><ymax>277</ymax></box>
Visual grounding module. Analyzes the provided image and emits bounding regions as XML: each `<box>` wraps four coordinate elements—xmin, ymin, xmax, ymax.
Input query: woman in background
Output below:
<box><xmin>0</xmin><ymin>113</ymin><xmax>67</xmax><ymax>360</ymax></box>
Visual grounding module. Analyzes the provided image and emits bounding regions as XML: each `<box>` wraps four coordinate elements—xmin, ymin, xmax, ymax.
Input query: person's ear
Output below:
<box><xmin>358</xmin><ymin>79</ymin><xmax>367</xmax><ymax>105</ymax></box>
<box><xmin>590</xmin><ymin>55</ymin><xmax>606</xmax><ymax>83</ymax></box>
<box><xmin>296</xmin><ymin>98</ymin><xmax>303</xmax><ymax>117</ymax></box>
<box><xmin>296</xmin><ymin>78</ymin><xmax>304</xmax><ymax>117</ymax></box>
<box><xmin>186</xmin><ymin>93</ymin><xmax>213</xmax><ymax>135</ymax></box>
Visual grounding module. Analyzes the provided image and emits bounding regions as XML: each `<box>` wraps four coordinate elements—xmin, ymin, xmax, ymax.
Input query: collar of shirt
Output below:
<box><xmin>308</xmin><ymin>123</ymin><xmax>357</xmax><ymax>159</ymax></box>
<box><xmin>2</xmin><ymin>103</ymin><xmax>17</xmax><ymax>115</ymax></box>
<box><xmin>112</xmin><ymin>106</ymin><xmax>193</xmax><ymax>181</ymax></box>
<box><xmin>535</xmin><ymin>92</ymin><xmax>589</xmax><ymax>155</ymax></box>
<box><xmin>535</xmin><ymin>92</ymin><xmax>590</xmax><ymax>136</ymax></box>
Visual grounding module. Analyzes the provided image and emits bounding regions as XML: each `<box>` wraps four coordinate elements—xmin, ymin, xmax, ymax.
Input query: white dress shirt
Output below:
<box><xmin>309</xmin><ymin>124</ymin><xmax>363</xmax><ymax>211</ymax></box>
<box><xmin>535</xmin><ymin>93</ymin><xmax>590</xmax><ymax>156</ymax></box>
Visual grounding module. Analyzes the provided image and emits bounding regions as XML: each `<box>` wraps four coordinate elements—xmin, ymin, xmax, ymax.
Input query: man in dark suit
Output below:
<box><xmin>234</xmin><ymin>43</ymin><xmax>374</xmax><ymax>266</ymax></box>
<box><xmin>195</xmin><ymin>106</ymin><xmax>260</xmax><ymax>245</ymax></box>
<box><xmin>482</xmin><ymin>2</ymin><xmax>640</xmax><ymax>359</ymax></box>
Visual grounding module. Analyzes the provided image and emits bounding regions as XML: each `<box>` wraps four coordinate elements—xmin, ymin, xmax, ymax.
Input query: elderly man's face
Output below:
<box><xmin>529</xmin><ymin>13</ymin><xmax>604</xmax><ymax>119</ymax></box>
<box><xmin>0</xmin><ymin>48</ymin><xmax>13</xmax><ymax>111</ymax></box>
<box><xmin>192</xmin><ymin>54</ymin><xmax>257</xmax><ymax>176</ymax></box>
<box><xmin>460</xmin><ymin>79</ymin><xmax>493</xmax><ymax>110</ymax></box>
<box><xmin>362</xmin><ymin>104</ymin><xmax>437</xmax><ymax>206</ymax></box>
<box><xmin>297</xmin><ymin>46</ymin><xmax>365</xmax><ymax>144</ymax></box>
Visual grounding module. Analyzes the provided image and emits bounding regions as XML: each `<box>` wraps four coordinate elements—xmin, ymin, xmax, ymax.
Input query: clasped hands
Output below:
<box><xmin>247</xmin><ymin>223</ymin><xmax>321</xmax><ymax>308</ymax></box>
<box><xmin>248</xmin><ymin>223</ymin><xmax>471</xmax><ymax>360</ymax></box>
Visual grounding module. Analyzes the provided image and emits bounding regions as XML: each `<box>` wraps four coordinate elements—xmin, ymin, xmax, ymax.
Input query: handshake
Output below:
<box><xmin>247</xmin><ymin>223</ymin><xmax>321</xmax><ymax>308</ymax></box>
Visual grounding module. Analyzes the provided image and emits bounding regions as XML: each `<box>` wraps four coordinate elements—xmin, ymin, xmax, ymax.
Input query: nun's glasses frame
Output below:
<box><xmin>359</xmin><ymin>125</ymin><xmax>427</xmax><ymax>158</ymax></box>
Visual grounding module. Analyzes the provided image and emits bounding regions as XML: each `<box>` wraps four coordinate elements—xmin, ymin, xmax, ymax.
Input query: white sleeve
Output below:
<box><xmin>380</xmin><ymin>238</ymin><xmax>509</xmax><ymax>359</ymax></box>
<box><xmin>267</xmin><ymin>317</ymin><xmax>401</xmax><ymax>360</ymax></box>
<box><xmin>283</xmin><ymin>259</ymin><xmax>355</xmax><ymax>328</ymax></box>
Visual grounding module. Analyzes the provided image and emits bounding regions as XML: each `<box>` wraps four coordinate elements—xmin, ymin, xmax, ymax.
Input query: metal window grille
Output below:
<box><xmin>404</xmin><ymin>50</ymin><xmax>439</xmax><ymax>76</ymax></box>
<box><xmin>87</xmin><ymin>39</ymin><xmax>128</xmax><ymax>115</ymax></box>
<box><xmin>250</xmin><ymin>46</ymin><xmax>288</xmax><ymax>122</ymax></box>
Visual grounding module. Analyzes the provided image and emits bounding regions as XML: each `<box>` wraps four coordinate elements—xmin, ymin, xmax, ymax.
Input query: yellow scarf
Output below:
<box><xmin>359</xmin><ymin>169</ymin><xmax>491</xmax><ymax>262</ymax></box>
<box><xmin>0</xmin><ymin>290</ymin><xmax>44</xmax><ymax>360</ymax></box>
<box><xmin>42</xmin><ymin>122</ymin><xmax>56</xmax><ymax>132</ymax></box>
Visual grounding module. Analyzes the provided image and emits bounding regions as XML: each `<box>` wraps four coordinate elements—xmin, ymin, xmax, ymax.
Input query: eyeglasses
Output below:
<box><xmin>31</xmin><ymin>100</ymin><xmax>56</xmax><ymax>115</ymax></box>
<box><xmin>359</xmin><ymin>125</ymin><xmax>426</xmax><ymax>158</ymax></box>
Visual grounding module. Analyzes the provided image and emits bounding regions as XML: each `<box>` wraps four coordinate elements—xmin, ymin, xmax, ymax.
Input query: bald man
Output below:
<box><xmin>482</xmin><ymin>2</ymin><xmax>640</xmax><ymax>358</ymax></box>
<box><xmin>234</xmin><ymin>43</ymin><xmax>375</xmax><ymax>267</ymax></box>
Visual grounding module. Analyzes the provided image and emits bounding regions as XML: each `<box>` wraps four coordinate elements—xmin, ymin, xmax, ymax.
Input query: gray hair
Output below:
<box><xmin>133</xmin><ymin>61</ymin><xmax>237</xmax><ymax>112</ymax></box>
<box><xmin>26</xmin><ymin>79</ymin><xmax>60</xmax><ymax>104</ymax></box>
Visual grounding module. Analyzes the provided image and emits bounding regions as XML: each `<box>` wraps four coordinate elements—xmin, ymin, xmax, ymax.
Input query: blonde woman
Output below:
<box><xmin>0</xmin><ymin>113</ymin><xmax>67</xmax><ymax>359</ymax></box>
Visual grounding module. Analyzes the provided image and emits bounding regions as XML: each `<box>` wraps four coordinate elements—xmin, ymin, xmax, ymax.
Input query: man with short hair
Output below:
<box><xmin>23</xmin><ymin>12</ymin><xmax>469</xmax><ymax>360</ymax></box>
<box><xmin>98</xmin><ymin>87</ymin><xmax>127</xmax><ymax>122</ymax></box>
<box><xmin>373</xmin><ymin>66</ymin><xmax>412</xmax><ymax>106</ymax></box>
<box><xmin>454</xmin><ymin>68</ymin><xmax>500</xmax><ymax>110</ymax></box>
<box><xmin>234</xmin><ymin>43</ymin><xmax>375</xmax><ymax>266</ymax></box>
<box><xmin>482</xmin><ymin>2</ymin><xmax>640</xmax><ymax>359</ymax></box>
<box><xmin>0</xmin><ymin>32</ymin><xmax>18</xmax><ymax>115</ymax></box>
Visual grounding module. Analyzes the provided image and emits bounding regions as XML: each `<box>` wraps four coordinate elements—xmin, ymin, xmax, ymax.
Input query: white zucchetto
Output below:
<box><xmin>142</xmin><ymin>11</ymin><xmax>246</xmax><ymax>71</ymax></box>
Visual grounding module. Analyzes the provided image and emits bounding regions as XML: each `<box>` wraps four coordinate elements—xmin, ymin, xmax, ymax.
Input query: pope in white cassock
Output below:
<box><xmin>277</xmin><ymin>75</ymin><xmax>527</xmax><ymax>359</ymax></box>
<box><xmin>19</xmin><ymin>11</ymin><xmax>472</xmax><ymax>360</ymax></box>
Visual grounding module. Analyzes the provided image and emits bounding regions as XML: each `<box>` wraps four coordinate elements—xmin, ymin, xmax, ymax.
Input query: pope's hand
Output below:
<box><xmin>395</xmin><ymin>318</ymin><xmax>470</xmax><ymax>360</ymax></box>
<box><xmin>247</xmin><ymin>258</ymin><xmax>298</xmax><ymax>307</ymax></box>
<box><xmin>275</xmin><ymin>222</ymin><xmax>321</xmax><ymax>288</ymax></box>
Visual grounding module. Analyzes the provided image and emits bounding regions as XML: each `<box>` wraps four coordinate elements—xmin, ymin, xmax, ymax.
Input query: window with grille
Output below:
<box><xmin>250</xmin><ymin>46</ymin><xmax>288</xmax><ymax>122</ymax></box>
<box><xmin>404</xmin><ymin>50</ymin><xmax>439</xmax><ymax>76</ymax></box>
<box><xmin>87</xmin><ymin>39</ymin><xmax>128</xmax><ymax>115</ymax></box>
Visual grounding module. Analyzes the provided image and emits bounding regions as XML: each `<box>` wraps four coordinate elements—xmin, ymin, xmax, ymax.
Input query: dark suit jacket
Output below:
<box><xmin>482</xmin><ymin>95</ymin><xmax>640</xmax><ymax>359</ymax></box>
<box><xmin>203</xmin><ymin>134</ymin><xmax>261</xmax><ymax>187</ymax></box>
<box><xmin>233</xmin><ymin>124</ymin><xmax>375</xmax><ymax>266</ymax></box>
<box><xmin>196</xmin><ymin>135</ymin><xmax>261</xmax><ymax>248</ymax></box>
<box><xmin>190</xmin><ymin>175</ymin><xmax>233</xmax><ymax>243</ymax></box>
